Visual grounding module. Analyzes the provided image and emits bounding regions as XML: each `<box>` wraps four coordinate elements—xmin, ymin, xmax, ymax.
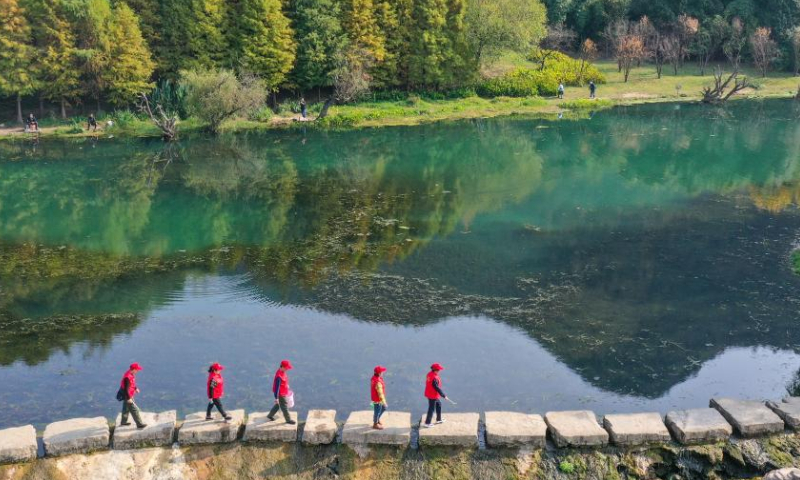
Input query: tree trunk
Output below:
<box><xmin>317</xmin><ymin>97</ymin><xmax>335</xmax><ymax>120</ymax></box>
<box><xmin>39</xmin><ymin>96</ymin><xmax>44</xmax><ymax>118</ymax></box>
<box><xmin>60</xmin><ymin>100</ymin><xmax>67</xmax><ymax>119</ymax></box>
<box><xmin>16</xmin><ymin>94</ymin><xmax>23</xmax><ymax>124</ymax></box>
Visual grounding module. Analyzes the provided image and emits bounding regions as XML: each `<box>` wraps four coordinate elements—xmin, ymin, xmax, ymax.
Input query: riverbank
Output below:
<box><xmin>1</xmin><ymin>60</ymin><xmax>797</xmax><ymax>141</ymax></box>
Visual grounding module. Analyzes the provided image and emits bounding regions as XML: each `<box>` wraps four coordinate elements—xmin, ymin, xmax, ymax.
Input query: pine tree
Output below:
<box><xmin>157</xmin><ymin>0</ymin><xmax>193</xmax><ymax>78</ymax></box>
<box><xmin>341</xmin><ymin>0</ymin><xmax>386</xmax><ymax>62</ymax></box>
<box><xmin>0</xmin><ymin>0</ymin><xmax>36</xmax><ymax>123</ymax></box>
<box><xmin>408</xmin><ymin>0</ymin><xmax>468</xmax><ymax>88</ymax></box>
<box><xmin>69</xmin><ymin>0</ymin><xmax>114</xmax><ymax>110</ymax></box>
<box><xmin>371</xmin><ymin>0</ymin><xmax>412</xmax><ymax>87</ymax></box>
<box><xmin>186</xmin><ymin>0</ymin><xmax>228</xmax><ymax>70</ymax></box>
<box><xmin>290</xmin><ymin>0</ymin><xmax>348</xmax><ymax>90</ymax></box>
<box><xmin>232</xmin><ymin>0</ymin><xmax>296</xmax><ymax>90</ymax></box>
<box><xmin>103</xmin><ymin>2</ymin><xmax>155</xmax><ymax>105</ymax></box>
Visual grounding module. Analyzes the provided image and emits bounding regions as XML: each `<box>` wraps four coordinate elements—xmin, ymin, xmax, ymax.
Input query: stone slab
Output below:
<box><xmin>768</xmin><ymin>401</ymin><xmax>800</xmax><ymax>429</ymax></box>
<box><xmin>602</xmin><ymin>412</ymin><xmax>670</xmax><ymax>446</ymax></box>
<box><xmin>484</xmin><ymin>412</ymin><xmax>546</xmax><ymax>448</ymax></box>
<box><xmin>665</xmin><ymin>408</ymin><xmax>733</xmax><ymax>444</ymax></box>
<box><xmin>177</xmin><ymin>410</ymin><xmax>245</xmax><ymax>445</ymax></box>
<box><xmin>243</xmin><ymin>411</ymin><xmax>298</xmax><ymax>442</ymax></box>
<box><xmin>544</xmin><ymin>410</ymin><xmax>608</xmax><ymax>447</ymax></box>
<box><xmin>43</xmin><ymin>417</ymin><xmax>110</xmax><ymax>457</ymax></box>
<box><xmin>0</xmin><ymin>425</ymin><xmax>37</xmax><ymax>464</ymax></box>
<box><xmin>710</xmin><ymin>398</ymin><xmax>784</xmax><ymax>437</ymax></box>
<box><xmin>113</xmin><ymin>411</ymin><xmax>176</xmax><ymax>449</ymax></box>
<box><xmin>764</xmin><ymin>468</ymin><xmax>800</xmax><ymax>480</ymax></box>
<box><xmin>417</xmin><ymin>413</ymin><xmax>479</xmax><ymax>446</ymax></box>
<box><xmin>342</xmin><ymin>411</ymin><xmax>411</xmax><ymax>446</ymax></box>
<box><xmin>302</xmin><ymin>410</ymin><xmax>338</xmax><ymax>445</ymax></box>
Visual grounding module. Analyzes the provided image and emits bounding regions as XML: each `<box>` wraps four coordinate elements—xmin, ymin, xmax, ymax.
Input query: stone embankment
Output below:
<box><xmin>3</xmin><ymin>397</ymin><xmax>800</xmax><ymax>479</ymax></box>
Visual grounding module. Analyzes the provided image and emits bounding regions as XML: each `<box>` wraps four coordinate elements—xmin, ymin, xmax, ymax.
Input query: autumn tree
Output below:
<box><xmin>750</xmin><ymin>27</ymin><xmax>779</xmax><ymax>77</ymax></box>
<box><xmin>578</xmin><ymin>38</ymin><xmax>598</xmax><ymax>82</ymax></box>
<box><xmin>723</xmin><ymin>17</ymin><xmax>746</xmax><ymax>70</ymax></box>
<box><xmin>675</xmin><ymin>14</ymin><xmax>698</xmax><ymax>69</ymax></box>
<box><xmin>464</xmin><ymin>0</ymin><xmax>547</xmax><ymax>67</ymax></box>
<box><xmin>103</xmin><ymin>2</ymin><xmax>155</xmax><ymax>105</ymax></box>
<box><xmin>0</xmin><ymin>0</ymin><xmax>36</xmax><ymax>123</ymax></box>
<box><xmin>232</xmin><ymin>0</ymin><xmax>296</xmax><ymax>91</ymax></box>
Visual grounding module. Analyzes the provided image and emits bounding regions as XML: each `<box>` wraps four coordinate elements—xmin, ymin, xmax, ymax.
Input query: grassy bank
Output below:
<box><xmin>1</xmin><ymin>59</ymin><xmax>798</xmax><ymax>140</ymax></box>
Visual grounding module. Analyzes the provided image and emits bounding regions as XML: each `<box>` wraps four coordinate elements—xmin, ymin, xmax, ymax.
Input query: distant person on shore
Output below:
<box><xmin>423</xmin><ymin>363</ymin><xmax>447</xmax><ymax>428</ymax></box>
<box><xmin>267</xmin><ymin>360</ymin><xmax>296</xmax><ymax>424</ymax></box>
<box><xmin>206</xmin><ymin>363</ymin><xmax>232</xmax><ymax>421</ymax></box>
<box><xmin>25</xmin><ymin>113</ymin><xmax>38</xmax><ymax>132</ymax></box>
<box><xmin>300</xmin><ymin>97</ymin><xmax>307</xmax><ymax>119</ymax></box>
<box><xmin>589</xmin><ymin>81</ymin><xmax>596</xmax><ymax>99</ymax></box>
<box><xmin>117</xmin><ymin>363</ymin><xmax>147</xmax><ymax>429</ymax></box>
<box><xmin>558</xmin><ymin>83</ymin><xmax>565</xmax><ymax>99</ymax></box>
<box><xmin>371</xmin><ymin>365</ymin><xmax>388</xmax><ymax>430</ymax></box>
<box><xmin>87</xmin><ymin>114</ymin><xmax>98</xmax><ymax>131</ymax></box>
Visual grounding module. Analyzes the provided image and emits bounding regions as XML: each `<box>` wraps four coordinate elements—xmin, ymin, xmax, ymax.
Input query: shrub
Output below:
<box><xmin>150</xmin><ymin>79</ymin><xmax>188</xmax><ymax>118</ymax></box>
<box><xmin>558</xmin><ymin>461</ymin><xmax>575</xmax><ymax>474</ymax></box>
<box><xmin>181</xmin><ymin>69</ymin><xmax>267</xmax><ymax>133</ymax></box>
<box><xmin>277</xmin><ymin>99</ymin><xmax>299</xmax><ymax>115</ymax></box>
<box><xmin>316</xmin><ymin>112</ymin><xmax>364</xmax><ymax>128</ymax></box>
<box><xmin>107</xmin><ymin>109</ymin><xmax>140</xmax><ymax>127</ymax></box>
<box><xmin>477</xmin><ymin>68</ymin><xmax>559</xmax><ymax>97</ymax></box>
<box><xmin>249</xmin><ymin>106</ymin><xmax>274</xmax><ymax>122</ymax></box>
<box><xmin>527</xmin><ymin>50</ymin><xmax>606</xmax><ymax>86</ymax></box>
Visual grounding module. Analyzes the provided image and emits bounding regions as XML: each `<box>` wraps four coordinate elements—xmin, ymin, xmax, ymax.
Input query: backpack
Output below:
<box><xmin>116</xmin><ymin>387</ymin><xmax>126</xmax><ymax>402</ymax></box>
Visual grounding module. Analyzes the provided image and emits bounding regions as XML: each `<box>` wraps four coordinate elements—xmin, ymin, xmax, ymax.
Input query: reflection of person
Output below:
<box><xmin>118</xmin><ymin>363</ymin><xmax>148</xmax><ymax>429</ymax></box>
<box><xmin>267</xmin><ymin>360</ymin><xmax>296</xmax><ymax>424</ymax></box>
<box><xmin>300</xmin><ymin>97</ymin><xmax>307</xmax><ymax>119</ymax></box>
<box><xmin>589</xmin><ymin>81</ymin><xmax>596</xmax><ymax>99</ymax></box>
<box><xmin>371</xmin><ymin>366</ymin><xmax>388</xmax><ymax>430</ymax></box>
<box><xmin>25</xmin><ymin>113</ymin><xmax>38</xmax><ymax>132</ymax></box>
<box><xmin>87</xmin><ymin>114</ymin><xmax>98</xmax><ymax>131</ymax></box>
<box><xmin>423</xmin><ymin>363</ymin><xmax>447</xmax><ymax>428</ymax></box>
<box><xmin>206</xmin><ymin>363</ymin><xmax>232</xmax><ymax>421</ymax></box>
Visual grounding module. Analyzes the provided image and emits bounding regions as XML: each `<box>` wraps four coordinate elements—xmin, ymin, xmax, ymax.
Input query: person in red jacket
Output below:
<box><xmin>371</xmin><ymin>366</ymin><xmax>388</xmax><ymax>430</ymax></box>
<box><xmin>206</xmin><ymin>363</ymin><xmax>232</xmax><ymax>421</ymax></box>
<box><xmin>118</xmin><ymin>363</ymin><xmax>147</xmax><ymax>429</ymax></box>
<box><xmin>267</xmin><ymin>360</ymin><xmax>296</xmax><ymax>424</ymax></box>
<box><xmin>423</xmin><ymin>363</ymin><xmax>447</xmax><ymax>428</ymax></box>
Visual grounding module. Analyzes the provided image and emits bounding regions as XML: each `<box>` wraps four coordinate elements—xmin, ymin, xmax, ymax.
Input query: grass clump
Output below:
<box><xmin>559</xmin><ymin>460</ymin><xmax>576</xmax><ymax>473</ymax></box>
<box><xmin>559</xmin><ymin>98</ymin><xmax>613</xmax><ymax>110</ymax></box>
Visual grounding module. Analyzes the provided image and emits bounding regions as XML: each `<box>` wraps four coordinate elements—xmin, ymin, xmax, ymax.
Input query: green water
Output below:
<box><xmin>2</xmin><ymin>100</ymin><xmax>800</xmax><ymax>428</ymax></box>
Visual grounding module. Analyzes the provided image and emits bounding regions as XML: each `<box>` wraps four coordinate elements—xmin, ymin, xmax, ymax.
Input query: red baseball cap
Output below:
<box><xmin>430</xmin><ymin>363</ymin><xmax>444</xmax><ymax>371</ymax></box>
<box><xmin>129</xmin><ymin>362</ymin><xmax>143</xmax><ymax>371</ymax></box>
<box><xmin>374</xmin><ymin>365</ymin><xmax>387</xmax><ymax>374</ymax></box>
<box><xmin>210</xmin><ymin>363</ymin><xmax>224</xmax><ymax>371</ymax></box>
<box><xmin>280</xmin><ymin>360</ymin><xmax>293</xmax><ymax>370</ymax></box>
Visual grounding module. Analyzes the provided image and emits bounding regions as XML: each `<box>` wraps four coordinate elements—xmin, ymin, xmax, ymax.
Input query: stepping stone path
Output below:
<box><xmin>417</xmin><ymin>413</ymin><xmax>479</xmax><ymax>447</ymax></box>
<box><xmin>178</xmin><ymin>410</ymin><xmax>245</xmax><ymax>445</ymax></box>
<box><xmin>710</xmin><ymin>398</ymin><xmax>784</xmax><ymax>437</ymax></box>
<box><xmin>483</xmin><ymin>412</ymin><xmax>546</xmax><ymax>448</ymax></box>
<box><xmin>43</xmin><ymin>417</ymin><xmax>110</xmax><ymax>457</ymax></box>
<box><xmin>544</xmin><ymin>410</ymin><xmax>608</xmax><ymax>447</ymax></box>
<box><xmin>342</xmin><ymin>411</ymin><xmax>411</xmax><ymax>446</ymax></box>
<box><xmin>665</xmin><ymin>408</ymin><xmax>733</xmax><ymax>444</ymax></box>
<box><xmin>602</xmin><ymin>412</ymin><xmax>670</xmax><ymax>446</ymax></box>
<box><xmin>243</xmin><ymin>412</ymin><xmax>298</xmax><ymax>442</ymax></box>
<box><xmin>0</xmin><ymin>425</ymin><xmax>37</xmax><ymax>464</ymax></box>
<box><xmin>302</xmin><ymin>410</ymin><xmax>338</xmax><ymax>445</ymax></box>
<box><xmin>113</xmin><ymin>411</ymin><xmax>176</xmax><ymax>449</ymax></box>
<box><xmin>767</xmin><ymin>399</ymin><xmax>800</xmax><ymax>429</ymax></box>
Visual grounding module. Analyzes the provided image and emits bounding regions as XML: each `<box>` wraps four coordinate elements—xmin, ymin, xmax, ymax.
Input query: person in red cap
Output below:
<box><xmin>117</xmin><ymin>363</ymin><xmax>147</xmax><ymax>429</ymax></box>
<box><xmin>206</xmin><ymin>363</ymin><xmax>232</xmax><ymax>421</ymax></box>
<box><xmin>371</xmin><ymin>366</ymin><xmax>388</xmax><ymax>430</ymax></box>
<box><xmin>423</xmin><ymin>363</ymin><xmax>447</xmax><ymax>428</ymax></box>
<box><xmin>267</xmin><ymin>360</ymin><xmax>295</xmax><ymax>424</ymax></box>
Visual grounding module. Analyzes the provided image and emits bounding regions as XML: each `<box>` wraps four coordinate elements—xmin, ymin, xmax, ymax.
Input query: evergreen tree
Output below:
<box><xmin>290</xmin><ymin>0</ymin><xmax>348</xmax><ymax>90</ymax></box>
<box><xmin>187</xmin><ymin>0</ymin><xmax>228</xmax><ymax>70</ymax></box>
<box><xmin>156</xmin><ymin>0</ymin><xmax>194</xmax><ymax>78</ymax></box>
<box><xmin>68</xmin><ymin>0</ymin><xmax>113</xmax><ymax>110</ymax></box>
<box><xmin>0</xmin><ymin>0</ymin><xmax>36</xmax><ymax>122</ymax></box>
<box><xmin>103</xmin><ymin>2</ymin><xmax>155</xmax><ymax>105</ymax></box>
<box><xmin>341</xmin><ymin>0</ymin><xmax>386</xmax><ymax>61</ymax></box>
<box><xmin>232</xmin><ymin>0</ymin><xmax>296</xmax><ymax>90</ymax></box>
<box><xmin>371</xmin><ymin>0</ymin><xmax>412</xmax><ymax>88</ymax></box>
<box><xmin>408</xmin><ymin>0</ymin><xmax>469</xmax><ymax>88</ymax></box>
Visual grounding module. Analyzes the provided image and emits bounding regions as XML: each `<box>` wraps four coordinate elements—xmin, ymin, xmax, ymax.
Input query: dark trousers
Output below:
<box><xmin>373</xmin><ymin>403</ymin><xmax>386</xmax><ymax>424</ymax></box>
<box><xmin>206</xmin><ymin>398</ymin><xmax>228</xmax><ymax>418</ymax></box>
<box><xmin>268</xmin><ymin>396</ymin><xmax>291</xmax><ymax>421</ymax></box>
<box><xmin>121</xmin><ymin>400</ymin><xmax>144</xmax><ymax>427</ymax></box>
<box><xmin>425</xmin><ymin>398</ymin><xmax>442</xmax><ymax>425</ymax></box>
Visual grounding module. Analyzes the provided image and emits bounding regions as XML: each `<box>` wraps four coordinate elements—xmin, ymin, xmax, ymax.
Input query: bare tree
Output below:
<box><xmin>676</xmin><ymin>14</ymin><xmax>699</xmax><ymax>69</ymax></box>
<box><xmin>701</xmin><ymin>67</ymin><xmax>751</xmax><ymax>103</ymax></box>
<box><xmin>750</xmin><ymin>27</ymin><xmax>779</xmax><ymax>78</ymax></box>
<box><xmin>318</xmin><ymin>48</ymin><xmax>374</xmax><ymax>120</ymax></box>
<box><xmin>532</xmin><ymin>24</ymin><xmax>577</xmax><ymax>70</ymax></box>
<box><xmin>723</xmin><ymin>18</ymin><xmax>746</xmax><ymax>70</ymax></box>
<box><xmin>603</xmin><ymin>20</ymin><xmax>630</xmax><ymax>72</ymax></box>
<box><xmin>662</xmin><ymin>34</ymin><xmax>682</xmax><ymax>75</ymax></box>
<box><xmin>578</xmin><ymin>38</ymin><xmax>598</xmax><ymax>83</ymax></box>
<box><xmin>138</xmin><ymin>93</ymin><xmax>179</xmax><ymax>141</ymax></box>
<box><xmin>618</xmin><ymin>35</ymin><xmax>646</xmax><ymax>82</ymax></box>
<box><xmin>694</xmin><ymin>16</ymin><xmax>728</xmax><ymax>76</ymax></box>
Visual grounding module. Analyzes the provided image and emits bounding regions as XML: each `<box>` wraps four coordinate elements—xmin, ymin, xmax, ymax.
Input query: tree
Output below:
<box><xmin>635</xmin><ymin>16</ymin><xmax>664</xmax><ymax>77</ymax></box>
<box><xmin>0</xmin><ymin>0</ymin><xmax>36</xmax><ymax>123</ymax></box>
<box><xmin>793</xmin><ymin>27</ymin><xmax>800</xmax><ymax>76</ymax></box>
<box><xmin>290</xmin><ymin>0</ymin><xmax>348</xmax><ymax>91</ymax></box>
<box><xmin>701</xmin><ymin>66</ymin><xmax>750</xmax><ymax>103</ymax></box>
<box><xmin>187</xmin><ymin>0</ymin><xmax>228</xmax><ymax>70</ymax></box>
<box><xmin>574</xmin><ymin>0</ymin><xmax>630</xmax><ymax>41</ymax></box>
<box><xmin>464</xmin><ymin>0</ymin><xmax>547</xmax><ymax>67</ymax></box>
<box><xmin>693</xmin><ymin>15</ymin><xmax>729</xmax><ymax>76</ymax></box>
<box><xmin>662</xmin><ymin>34</ymin><xmax>682</xmax><ymax>75</ymax></box>
<box><xmin>723</xmin><ymin>17</ymin><xmax>746</xmax><ymax>70</ymax></box>
<box><xmin>181</xmin><ymin>69</ymin><xmax>267</xmax><ymax>132</ymax></box>
<box><xmin>341</xmin><ymin>0</ymin><xmax>386</xmax><ymax>62</ymax></box>
<box><xmin>577</xmin><ymin>38</ymin><xmax>598</xmax><ymax>82</ymax></box>
<box><xmin>750</xmin><ymin>27</ymin><xmax>779</xmax><ymax>77</ymax></box>
<box><xmin>232</xmin><ymin>0</ymin><xmax>296</xmax><ymax>91</ymax></box>
<box><xmin>675</xmin><ymin>14</ymin><xmax>698</xmax><ymax>69</ymax></box>
<box><xmin>317</xmin><ymin>46</ymin><xmax>373</xmax><ymax>119</ymax></box>
<box><xmin>103</xmin><ymin>2</ymin><xmax>155</xmax><ymax>105</ymax></box>
<box><xmin>407</xmin><ymin>0</ymin><xmax>470</xmax><ymax>88</ymax></box>
<box><xmin>370</xmin><ymin>0</ymin><xmax>411</xmax><ymax>88</ymax></box>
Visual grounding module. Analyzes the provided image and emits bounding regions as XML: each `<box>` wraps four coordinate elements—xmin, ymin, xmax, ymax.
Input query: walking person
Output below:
<box><xmin>87</xmin><ymin>114</ymin><xmax>98</xmax><ymax>131</ymax></box>
<box><xmin>371</xmin><ymin>366</ymin><xmax>388</xmax><ymax>430</ymax></box>
<box><xmin>589</xmin><ymin>81</ymin><xmax>596</xmax><ymax>99</ymax></box>
<box><xmin>558</xmin><ymin>82</ymin><xmax>565</xmax><ymax>99</ymax></box>
<box><xmin>300</xmin><ymin>97</ymin><xmax>307</xmax><ymax>119</ymax></box>
<box><xmin>117</xmin><ymin>363</ymin><xmax>147</xmax><ymax>429</ymax></box>
<box><xmin>206</xmin><ymin>363</ymin><xmax>232</xmax><ymax>421</ymax></box>
<box><xmin>267</xmin><ymin>360</ymin><xmax>296</xmax><ymax>424</ymax></box>
<box><xmin>422</xmin><ymin>363</ymin><xmax>447</xmax><ymax>428</ymax></box>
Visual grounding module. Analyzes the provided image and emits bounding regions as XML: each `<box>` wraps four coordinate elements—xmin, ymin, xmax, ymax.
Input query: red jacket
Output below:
<box><xmin>120</xmin><ymin>371</ymin><xmax>137</xmax><ymax>400</ymax></box>
<box><xmin>207</xmin><ymin>372</ymin><xmax>224</xmax><ymax>399</ymax></box>
<box><xmin>424</xmin><ymin>371</ymin><xmax>441</xmax><ymax>400</ymax></box>
<box><xmin>273</xmin><ymin>369</ymin><xmax>289</xmax><ymax>398</ymax></box>
<box><xmin>371</xmin><ymin>375</ymin><xmax>386</xmax><ymax>403</ymax></box>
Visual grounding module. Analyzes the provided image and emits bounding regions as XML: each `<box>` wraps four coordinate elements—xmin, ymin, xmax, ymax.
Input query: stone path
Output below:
<box><xmin>768</xmin><ymin>400</ymin><xmax>800</xmax><ymax>429</ymax></box>
<box><xmin>544</xmin><ymin>410</ymin><xmax>608</xmax><ymax>447</ymax></box>
<box><xmin>342</xmin><ymin>411</ymin><xmax>411</xmax><ymax>446</ymax></box>
<box><xmin>602</xmin><ymin>412</ymin><xmax>670</xmax><ymax>446</ymax></box>
<box><xmin>665</xmin><ymin>408</ymin><xmax>733</xmax><ymax>444</ymax></box>
<box><xmin>43</xmin><ymin>417</ymin><xmax>110</xmax><ymax>457</ymax></box>
<box><xmin>178</xmin><ymin>410</ymin><xmax>245</xmax><ymax>445</ymax></box>
<box><xmin>484</xmin><ymin>412</ymin><xmax>546</xmax><ymax>448</ymax></box>
<box><xmin>710</xmin><ymin>398</ymin><xmax>784</xmax><ymax>437</ymax></box>
<box><xmin>417</xmin><ymin>413</ymin><xmax>479</xmax><ymax>447</ymax></box>
<box><xmin>302</xmin><ymin>410</ymin><xmax>338</xmax><ymax>445</ymax></box>
<box><xmin>113</xmin><ymin>411</ymin><xmax>176</xmax><ymax>449</ymax></box>
<box><xmin>243</xmin><ymin>412</ymin><xmax>298</xmax><ymax>442</ymax></box>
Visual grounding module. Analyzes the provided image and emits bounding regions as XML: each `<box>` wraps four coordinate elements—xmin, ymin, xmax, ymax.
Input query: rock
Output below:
<box><xmin>768</xmin><ymin>401</ymin><xmax>800</xmax><ymax>429</ymax></box>
<box><xmin>417</xmin><ymin>413</ymin><xmax>479</xmax><ymax>447</ymax></box>
<box><xmin>0</xmin><ymin>425</ymin><xmax>37</xmax><ymax>463</ymax></box>
<box><xmin>243</xmin><ymin>411</ymin><xmax>298</xmax><ymax>442</ymax></box>
<box><xmin>783</xmin><ymin>397</ymin><xmax>800</xmax><ymax>406</ymax></box>
<box><xmin>602</xmin><ymin>412</ymin><xmax>671</xmax><ymax>446</ymax></box>
<box><xmin>484</xmin><ymin>412</ymin><xmax>546</xmax><ymax>448</ymax></box>
<box><xmin>665</xmin><ymin>408</ymin><xmax>733</xmax><ymax>444</ymax></box>
<box><xmin>544</xmin><ymin>410</ymin><xmax>608</xmax><ymax>448</ymax></box>
<box><xmin>43</xmin><ymin>417</ymin><xmax>110</xmax><ymax>457</ymax></box>
<box><xmin>341</xmin><ymin>411</ymin><xmax>411</xmax><ymax>446</ymax></box>
<box><xmin>302</xmin><ymin>410</ymin><xmax>338</xmax><ymax>445</ymax></box>
<box><xmin>709</xmin><ymin>398</ymin><xmax>784</xmax><ymax>437</ymax></box>
<box><xmin>177</xmin><ymin>410</ymin><xmax>244</xmax><ymax>445</ymax></box>
<box><xmin>764</xmin><ymin>468</ymin><xmax>800</xmax><ymax>480</ymax></box>
<box><xmin>112</xmin><ymin>411</ymin><xmax>176</xmax><ymax>449</ymax></box>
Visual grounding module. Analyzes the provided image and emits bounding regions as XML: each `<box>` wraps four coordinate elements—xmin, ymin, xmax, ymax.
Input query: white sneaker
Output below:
<box><xmin>435</xmin><ymin>419</ymin><xmax>445</xmax><ymax>425</ymax></box>
<box><xmin>422</xmin><ymin>423</ymin><xmax>434</xmax><ymax>428</ymax></box>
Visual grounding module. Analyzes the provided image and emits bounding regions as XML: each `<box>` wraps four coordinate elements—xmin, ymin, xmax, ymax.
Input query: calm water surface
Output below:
<box><xmin>2</xmin><ymin>100</ymin><xmax>800</xmax><ymax>428</ymax></box>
